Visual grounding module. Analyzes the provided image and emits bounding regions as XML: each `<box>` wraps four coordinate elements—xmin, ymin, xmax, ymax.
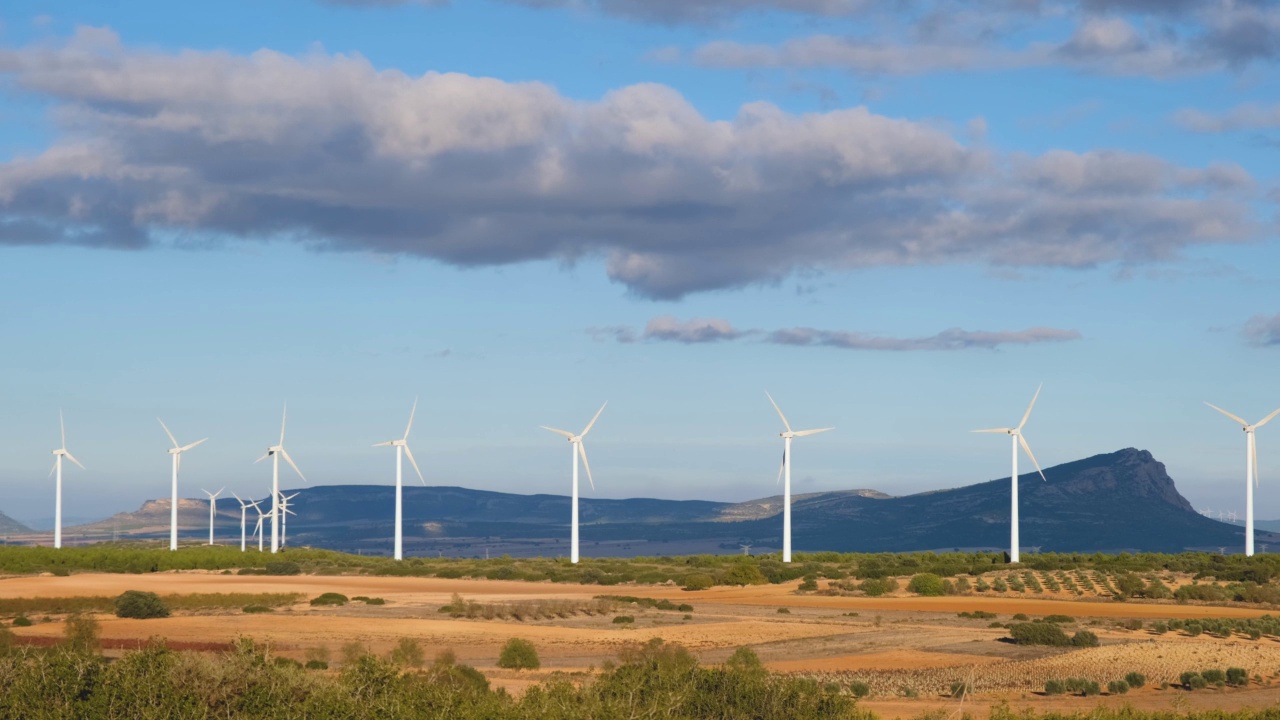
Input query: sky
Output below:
<box><xmin>0</xmin><ymin>0</ymin><xmax>1278</xmax><ymax>529</ymax></box>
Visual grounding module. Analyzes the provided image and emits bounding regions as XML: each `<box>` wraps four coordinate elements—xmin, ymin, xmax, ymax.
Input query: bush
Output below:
<box><xmin>907</xmin><ymin>573</ymin><xmax>947</xmax><ymax>596</ymax></box>
<box><xmin>858</xmin><ymin>577</ymin><xmax>898</xmax><ymax>597</ymax></box>
<box><xmin>1107</xmin><ymin>680</ymin><xmax>1129</xmax><ymax>694</ymax></box>
<box><xmin>1064</xmin><ymin>678</ymin><xmax>1101</xmax><ymax>696</ymax></box>
<box><xmin>677</xmin><ymin>604</ymin><xmax>693</xmax><ymax>612</ymax></box>
<box><xmin>12</xmin><ymin>615</ymin><xmax>32</xmax><ymax>627</ymax></box>
<box><xmin>243</xmin><ymin>605</ymin><xmax>274</xmax><ymax>613</ymax></box>
<box><xmin>1202</xmin><ymin>668</ymin><xmax>1226</xmax><ymax>686</ymax></box>
<box><xmin>63</xmin><ymin>613</ymin><xmax>100</xmax><ymax>653</ymax></box>
<box><xmin>1071</xmin><ymin>630</ymin><xmax>1100</xmax><ymax>647</ymax></box>
<box><xmin>1012</xmin><ymin>613</ymin><xmax>1029</xmax><ymax>621</ymax></box>
<box><xmin>1041</xmin><ymin>614</ymin><xmax>1074</xmax><ymax>624</ymax></box>
<box><xmin>115</xmin><ymin>590</ymin><xmax>170</xmax><ymax>619</ymax></box>
<box><xmin>1045</xmin><ymin>679</ymin><xmax>1066</xmax><ymax>695</ymax></box>
<box><xmin>798</xmin><ymin>576</ymin><xmax>818</xmax><ymax>592</ymax></box>
<box><xmin>958</xmin><ymin>610</ymin><xmax>997</xmax><ymax>619</ymax></box>
<box><xmin>849</xmin><ymin>680</ymin><xmax>871</xmax><ymax>698</ymax></box>
<box><xmin>719</xmin><ymin>564</ymin><xmax>768</xmax><ymax>586</ymax></box>
<box><xmin>613</xmin><ymin>615</ymin><xmax>634</xmax><ymax>624</ymax></box>
<box><xmin>776</xmin><ymin>608</ymin><xmax>791</xmax><ymax>614</ymax></box>
<box><xmin>1181</xmin><ymin>671</ymin><xmax>1206</xmax><ymax>689</ymax></box>
<box><xmin>305</xmin><ymin>660</ymin><xmax>329</xmax><ymax>670</ymax></box>
<box><xmin>390</xmin><ymin>637</ymin><xmax>425</xmax><ymax>668</ymax></box>
<box><xmin>1124</xmin><ymin>672</ymin><xmax>1146</xmax><ymax>688</ymax></box>
<box><xmin>682</xmin><ymin>573</ymin><xmax>714</xmax><ymax>591</ymax></box>
<box><xmin>310</xmin><ymin>593</ymin><xmax>349</xmax><ymax>606</ymax></box>
<box><xmin>949</xmin><ymin>681</ymin><xmax>968</xmax><ymax>698</ymax></box>
<box><xmin>1009</xmin><ymin>622</ymin><xmax>1070</xmax><ymax>646</ymax></box>
<box><xmin>265</xmin><ymin>561</ymin><xmax>301</xmax><ymax>576</ymax></box>
<box><xmin>1227</xmin><ymin>667</ymin><xmax>1249</xmax><ymax>686</ymax></box>
<box><xmin>497</xmin><ymin>638</ymin><xmax>540</xmax><ymax>670</ymax></box>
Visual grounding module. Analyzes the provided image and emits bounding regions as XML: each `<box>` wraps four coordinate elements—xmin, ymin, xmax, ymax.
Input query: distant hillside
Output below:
<box><xmin>47</xmin><ymin>448</ymin><xmax>1271</xmax><ymax>557</ymax></box>
<box><xmin>0</xmin><ymin>510</ymin><xmax>33</xmax><ymax>535</ymax></box>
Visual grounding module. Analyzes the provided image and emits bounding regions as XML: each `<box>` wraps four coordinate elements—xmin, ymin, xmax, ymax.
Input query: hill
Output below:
<box><xmin>0</xmin><ymin>510</ymin><xmax>33</xmax><ymax>536</ymax></box>
<box><xmin>49</xmin><ymin>448</ymin><xmax>1272</xmax><ymax>557</ymax></box>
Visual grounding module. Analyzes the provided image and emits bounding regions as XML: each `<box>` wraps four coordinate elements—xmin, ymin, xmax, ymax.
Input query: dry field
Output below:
<box><xmin>5</xmin><ymin>571</ymin><xmax>1280</xmax><ymax>717</ymax></box>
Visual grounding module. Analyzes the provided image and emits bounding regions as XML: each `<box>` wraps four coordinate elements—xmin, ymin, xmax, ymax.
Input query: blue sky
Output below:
<box><xmin>0</xmin><ymin>0</ymin><xmax>1278</xmax><ymax>528</ymax></box>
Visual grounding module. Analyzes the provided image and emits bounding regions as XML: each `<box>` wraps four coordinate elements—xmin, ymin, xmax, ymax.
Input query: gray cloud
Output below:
<box><xmin>1244</xmin><ymin>313</ymin><xmax>1280</xmax><ymax>347</ymax></box>
<box><xmin>1176</xmin><ymin>104</ymin><xmax>1280</xmax><ymax>133</ymax></box>
<box><xmin>0</xmin><ymin>29</ymin><xmax>1261</xmax><ymax>298</ymax></box>
<box><xmin>594</xmin><ymin>316</ymin><xmax>1083</xmax><ymax>350</ymax></box>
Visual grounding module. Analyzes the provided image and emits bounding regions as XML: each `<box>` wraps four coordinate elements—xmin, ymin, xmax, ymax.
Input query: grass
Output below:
<box><xmin>0</xmin><ymin>592</ymin><xmax>301</xmax><ymax>616</ymax></box>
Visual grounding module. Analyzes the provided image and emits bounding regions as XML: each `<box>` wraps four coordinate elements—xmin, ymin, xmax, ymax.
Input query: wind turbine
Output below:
<box><xmin>541</xmin><ymin>402</ymin><xmax>606</xmax><ymax>564</ymax></box>
<box><xmin>254</xmin><ymin>403</ymin><xmax>306</xmax><ymax>554</ymax></box>
<box><xmin>49</xmin><ymin>410</ymin><xmax>85</xmax><ymax>550</ymax></box>
<box><xmin>231</xmin><ymin>492</ymin><xmax>261</xmax><ymax>552</ymax></box>
<box><xmin>766</xmin><ymin>392</ymin><xmax>833</xmax><ymax>564</ymax></box>
<box><xmin>279</xmin><ymin>492</ymin><xmax>299</xmax><ymax>548</ymax></box>
<box><xmin>374</xmin><ymin>399</ymin><xmax>425</xmax><ymax>561</ymax></box>
<box><xmin>158</xmin><ymin>419</ymin><xmax>207</xmax><ymax>551</ymax></box>
<box><xmin>1206</xmin><ymin>402</ymin><xmax>1280</xmax><ymax>557</ymax></box>
<box><xmin>252</xmin><ymin>505</ymin><xmax>270</xmax><ymax>552</ymax></box>
<box><xmin>973</xmin><ymin>384</ymin><xmax>1047</xmax><ymax>564</ymax></box>
<box><xmin>202</xmin><ymin>488</ymin><xmax>224</xmax><ymax>545</ymax></box>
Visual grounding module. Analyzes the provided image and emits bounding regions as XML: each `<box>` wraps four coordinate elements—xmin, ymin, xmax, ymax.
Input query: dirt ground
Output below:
<box><xmin>6</xmin><ymin>572</ymin><xmax>1280</xmax><ymax>717</ymax></box>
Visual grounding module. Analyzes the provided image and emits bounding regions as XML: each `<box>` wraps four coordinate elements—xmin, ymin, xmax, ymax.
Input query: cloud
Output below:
<box><xmin>593</xmin><ymin>316</ymin><xmax>1082</xmax><ymax>350</ymax></box>
<box><xmin>1244</xmin><ymin>313</ymin><xmax>1280</xmax><ymax>347</ymax></box>
<box><xmin>1175</xmin><ymin>104</ymin><xmax>1280</xmax><ymax>133</ymax></box>
<box><xmin>0</xmin><ymin>29</ymin><xmax>1261</xmax><ymax>298</ymax></box>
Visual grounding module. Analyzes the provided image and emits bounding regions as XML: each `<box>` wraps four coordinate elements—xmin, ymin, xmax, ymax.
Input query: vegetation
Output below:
<box><xmin>439</xmin><ymin>594</ymin><xmax>616</xmax><ymax>620</ymax></box>
<box><xmin>1009</xmin><ymin>622</ymin><xmax>1070</xmax><ymax>646</ymax></box>
<box><xmin>114</xmin><ymin>590</ymin><xmax>170</xmax><ymax>619</ymax></box>
<box><xmin>496</xmin><ymin>638</ymin><xmax>540</xmax><ymax>670</ymax></box>
<box><xmin>957</xmin><ymin>610</ymin><xmax>997</xmax><ymax>619</ymax></box>
<box><xmin>390</xmin><ymin>638</ymin><xmax>425</xmax><ymax>669</ymax></box>
<box><xmin>612</xmin><ymin>616</ymin><xmax>634</xmax><ymax>624</ymax></box>
<box><xmin>310</xmin><ymin>593</ymin><xmax>349</xmax><ymax>606</ymax></box>
<box><xmin>906</xmin><ymin>573</ymin><xmax>947</xmax><ymax>596</ymax></box>
<box><xmin>1124</xmin><ymin>672</ymin><xmax>1146</xmax><ymax>688</ymax></box>
<box><xmin>0</xmin><ymin>592</ymin><xmax>299</xmax><ymax>616</ymax></box>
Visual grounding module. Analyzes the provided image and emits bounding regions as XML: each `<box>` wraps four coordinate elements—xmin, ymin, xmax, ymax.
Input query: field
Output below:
<box><xmin>7</xmin><ymin>566</ymin><xmax>1280</xmax><ymax>718</ymax></box>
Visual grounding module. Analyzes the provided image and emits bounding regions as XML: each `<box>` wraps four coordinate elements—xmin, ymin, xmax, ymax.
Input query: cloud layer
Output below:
<box><xmin>592</xmin><ymin>316</ymin><xmax>1083</xmax><ymax>351</ymax></box>
<box><xmin>0</xmin><ymin>29</ymin><xmax>1261</xmax><ymax>298</ymax></box>
<box><xmin>1244</xmin><ymin>313</ymin><xmax>1280</xmax><ymax>347</ymax></box>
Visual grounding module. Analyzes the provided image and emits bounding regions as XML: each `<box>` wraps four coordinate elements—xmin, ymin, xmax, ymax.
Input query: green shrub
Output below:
<box><xmin>63</xmin><ymin>613</ymin><xmax>100</xmax><ymax>653</ymax></box>
<box><xmin>677</xmin><ymin>604</ymin><xmax>693</xmax><ymax>612</ymax></box>
<box><xmin>958</xmin><ymin>610</ymin><xmax>997</xmax><ymax>619</ymax></box>
<box><xmin>115</xmin><ymin>590</ymin><xmax>170</xmax><ymax>619</ymax></box>
<box><xmin>613</xmin><ymin>615</ymin><xmax>634</xmax><ymax>624</ymax></box>
<box><xmin>682</xmin><ymin>573</ymin><xmax>714</xmax><ymax>591</ymax></box>
<box><xmin>1009</xmin><ymin>622</ymin><xmax>1070</xmax><ymax>646</ymax></box>
<box><xmin>305</xmin><ymin>660</ymin><xmax>329</xmax><ymax>670</ymax></box>
<box><xmin>798</xmin><ymin>576</ymin><xmax>818</xmax><ymax>592</ymax></box>
<box><xmin>274</xmin><ymin>656</ymin><xmax>302</xmax><ymax>669</ymax></box>
<box><xmin>1201</xmin><ymin>668</ymin><xmax>1226</xmax><ymax>686</ymax></box>
<box><xmin>390</xmin><ymin>637</ymin><xmax>425</xmax><ymax>668</ymax></box>
<box><xmin>949</xmin><ymin>681</ymin><xmax>968</xmax><ymax>698</ymax></box>
<box><xmin>1045</xmin><ymin>679</ymin><xmax>1066</xmax><ymax>695</ymax></box>
<box><xmin>265</xmin><ymin>561</ymin><xmax>301</xmax><ymax>576</ymax></box>
<box><xmin>243</xmin><ymin>605</ymin><xmax>274</xmax><ymax>613</ymax></box>
<box><xmin>1064</xmin><ymin>678</ymin><xmax>1101</xmax><ymax>696</ymax></box>
<box><xmin>776</xmin><ymin>607</ymin><xmax>791</xmax><ymax>614</ymax></box>
<box><xmin>1108</xmin><ymin>680</ymin><xmax>1129</xmax><ymax>694</ymax></box>
<box><xmin>12</xmin><ymin>615</ymin><xmax>32</xmax><ymax>627</ymax></box>
<box><xmin>719</xmin><ymin>564</ymin><xmax>768</xmax><ymax>586</ymax></box>
<box><xmin>1012</xmin><ymin>613</ymin><xmax>1029</xmax><ymax>621</ymax></box>
<box><xmin>858</xmin><ymin>577</ymin><xmax>898</xmax><ymax>597</ymax></box>
<box><xmin>497</xmin><ymin>638</ymin><xmax>540</xmax><ymax>670</ymax></box>
<box><xmin>1181</xmin><ymin>671</ymin><xmax>1206</xmax><ymax>689</ymax></box>
<box><xmin>1041</xmin><ymin>614</ymin><xmax>1074</xmax><ymax>624</ymax></box>
<box><xmin>849</xmin><ymin>680</ymin><xmax>870</xmax><ymax>698</ymax></box>
<box><xmin>992</xmin><ymin>578</ymin><xmax>1008</xmax><ymax>592</ymax></box>
<box><xmin>1226</xmin><ymin>667</ymin><xmax>1248</xmax><ymax>686</ymax></box>
<box><xmin>1124</xmin><ymin>672</ymin><xmax>1146</xmax><ymax>688</ymax></box>
<box><xmin>906</xmin><ymin>573</ymin><xmax>947</xmax><ymax>596</ymax></box>
<box><xmin>1071</xmin><ymin>630</ymin><xmax>1100</xmax><ymax>647</ymax></box>
<box><xmin>310</xmin><ymin>592</ymin><xmax>349</xmax><ymax>606</ymax></box>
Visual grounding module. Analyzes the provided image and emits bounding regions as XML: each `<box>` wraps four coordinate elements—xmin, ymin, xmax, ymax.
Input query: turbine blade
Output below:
<box><xmin>373</xmin><ymin>441</ymin><xmax>395</xmax><ymax>447</ymax></box>
<box><xmin>1018</xmin><ymin>434</ymin><xmax>1047</xmax><ymax>482</ymax></box>
<box><xmin>1255</xmin><ymin>408</ymin><xmax>1280</xmax><ymax>429</ymax></box>
<box><xmin>972</xmin><ymin>428</ymin><xmax>1013</xmax><ymax>434</ymax></box>
<box><xmin>180</xmin><ymin>438</ymin><xmax>207</xmax><ymax>453</ymax></box>
<box><xmin>232</xmin><ymin>491</ymin><xmax>242</xmax><ymax>505</ymax></box>
<box><xmin>403</xmin><ymin>445</ymin><xmax>426</xmax><ymax>485</ymax></box>
<box><xmin>60</xmin><ymin>409</ymin><xmax>66</xmax><ymax>450</ymax></box>
<box><xmin>793</xmin><ymin>427</ymin><xmax>834</xmax><ymax>437</ymax></box>
<box><xmin>541</xmin><ymin>426</ymin><xmax>575</xmax><ymax>439</ymax></box>
<box><xmin>578</xmin><ymin>442</ymin><xmax>595</xmax><ymax>491</ymax></box>
<box><xmin>280</xmin><ymin>448</ymin><xmax>307</xmax><ymax>483</ymax></box>
<box><xmin>1017</xmin><ymin>383</ymin><xmax>1042</xmax><ymax>432</ymax></box>
<box><xmin>766</xmin><ymin>392</ymin><xmax>793</xmax><ymax>433</ymax></box>
<box><xmin>1205</xmin><ymin>402</ymin><xmax>1249</xmax><ymax>427</ymax></box>
<box><xmin>64</xmin><ymin>452</ymin><xmax>85</xmax><ymax>470</ymax></box>
<box><xmin>254</xmin><ymin>453</ymin><xmax>270</xmax><ymax>464</ymax></box>
<box><xmin>776</xmin><ymin>450</ymin><xmax>785</xmax><ymax>486</ymax></box>
<box><xmin>49</xmin><ymin>460</ymin><xmax>58</xmax><ymax>478</ymax></box>
<box><xmin>403</xmin><ymin>397</ymin><xmax>418</xmax><ymax>440</ymax></box>
<box><xmin>280</xmin><ymin>402</ymin><xmax>288</xmax><ymax>445</ymax></box>
<box><xmin>158</xmin><ymin>418</ymin><xmax>180</xmax><ymax>448</ymax></box>
<box><xmin>580</xmin><ymin>402</ymin><xmax>607</xmax><ymax>437</ymax></box>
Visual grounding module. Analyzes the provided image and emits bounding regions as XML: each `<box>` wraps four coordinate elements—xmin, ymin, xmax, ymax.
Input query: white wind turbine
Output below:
<box><xmin>203</xmin><ymin>488</ymin><xmax>224</xmax><ymax>545</ymax></box>
<box><xmin>374</xmin><ymin>399</ymin><xmax>426</xmax><ymax>561</ymax></box>
<box><xmin>973</xmin><ymin>384</ymin><xmax>1047</xmax><ymax>564</ymax></box>
<box><xmin>541</xmin><ymin>402</ymin><xmax>606</xmax><ymax>564</ymax></box>
<box><xmin>252</xmin><ymin>505</ymin><xmax>271</xmax><ymax>552</ymax></box>
<box><xmin>231</xmin><ymin>492</ymin><xmax>261</xmax><ymax>552</ymax></box>
<box><xmin>1206</xmin><ymin>402</ymin><xmax>1280</xmax><ymax>557</ymax></box>
<box><xmin>49</xmin><ymin>410</ymin><xmax>85</xmax><ymax>550</ymax></box>
<box><xmin>279</xmin><ymin>492</ymin><xmax>299</xmax><ymax>548</ymax></box>
<box><xmin>158</xmin><ymin>419</ymin><xmax>207</xmax><ymax>551</ymax></box>
<box><xmin>766</xmin><ymin>392</ymin><xmax>833</xmax><ymax>564</ymax></box>
<box><xmin>254</xmin><ymin>403</ymin><xmax>306</xmax><ymax>554</ymax></box>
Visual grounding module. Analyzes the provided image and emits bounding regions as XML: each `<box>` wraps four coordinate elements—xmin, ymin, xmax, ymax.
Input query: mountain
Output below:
<box><xmin>47</xmin><ymin>448</ymin><xmax>1272</xmax><ymax>557</ymax></box>
<box><xmin>0</xmin><ymin>510</ymin><xmax>33</xmax><ymax>536</ymax></box>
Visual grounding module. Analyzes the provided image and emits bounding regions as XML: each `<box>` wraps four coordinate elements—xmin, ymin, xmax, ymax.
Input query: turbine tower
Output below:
<box><xmin>374</xmin><ymin>399</ymin><xmax>426</xmax><ymax>561</ymax></box>
<box><xmin>202</xmin><ymin>488</ymin><xmax>224</xmax><ymax>545</ymax></box>
<box><xmin>541</xmin><ymin>402</ymin><xmax>606</xmax><ymax>564</ymax></box>
<box><xmin>252</xmin><ymin>505</ymin><xmax>270</xmax><ymax>552</ymax></box>
<box><xmin>231</xmin><ymin>492</ymin><xmax>261</xmax><ymax>552</ymax></box>
<box><xmin>49</xmin><ymin>410</ymin><xmax>85</xmax><ymax>550</ymax></box>
<box><xmin>973</xmin><ymin>384</ymin><xmax>1047</xmax><ymax>564</ymax></box>
<box><xmin>766</xmin><ymin>392</ymin><xmax>833</xmax><ymax>564</ymax></box>
<box><xmin>158</xmin><ymin>419</ymin><xmax>207</xmax><ymax>551</ymax></box>
<box><xmin>1206</xmin><ymin>402</ymin><xmax>1280</xmax><ymax>557</ymax></box>
<box><xmin>279</xmin><ymin>492</ymin><xmax>299</xmax><ymax>548</ymax></box>
<box><xmin>254</xmin><ymin>403</ymin><xmax>306</xmax><ymax>553</ymax></box>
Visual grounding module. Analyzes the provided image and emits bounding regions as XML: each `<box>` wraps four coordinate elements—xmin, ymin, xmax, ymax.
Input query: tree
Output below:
<box><xmin>497</xmin><ymin>638</ymin><xmax>540</xmax><ymax>670</ymax></box>
<box><xmin>907</xmin><ymin>573</ymin><xmax>947</xmax><ymax>597</ymax></box>
<box><xmin>115</xmin><ymin>590</ymin><xmax>170</xmax><ymax>619</ymax></box>
<box><xmin>64</xmin><ymin>613</ymin><xmax>100</xmax><ymax>653</ymax></box>
<box><xmin>390</xmin><ymin>637</ymin><xmax>425</xmax><ymax>669</ymax></box>
<box><xmin>682</xmin><ymin>573</ymin><xmax>714</xmax><ymax>591</ymax></box>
